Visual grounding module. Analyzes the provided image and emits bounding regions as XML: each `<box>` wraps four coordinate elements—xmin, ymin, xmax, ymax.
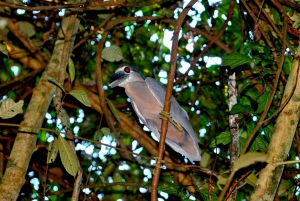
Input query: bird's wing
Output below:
<box><xmin>145</xmin><ymin>77</ymin><xmax>201</xmax><ymax>161</ymax></box>
<box><xmin>145</xmin><ymin>78</ymin><xmax>191</xmax><ymax>128</ymax></box>
<box><xmin>131</xmin><ymin>101</ymin><xmax>147</xmax><ymax>123</ymax></box>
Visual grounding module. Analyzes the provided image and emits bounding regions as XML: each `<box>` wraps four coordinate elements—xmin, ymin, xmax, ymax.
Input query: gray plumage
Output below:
<box><xmin>109</xmin><ymin>66</ymin><xmax>201</xmax><ymax>162</ymax></box>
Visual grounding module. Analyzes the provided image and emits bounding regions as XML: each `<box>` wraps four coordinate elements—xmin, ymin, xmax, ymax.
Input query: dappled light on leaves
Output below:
<box><xmin>0</xmin><ymin>0</ymin><xmax>299</xmax><ymax>200</ymax></box>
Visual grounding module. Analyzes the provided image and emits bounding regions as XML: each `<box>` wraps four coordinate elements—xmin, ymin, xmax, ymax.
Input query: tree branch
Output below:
<box><xmin>151</xmin><ymin>0</ymin><xmax>198</xmax><ymax>200</ymax></box>
<box><xmin>0</xmin><ymin>13</ymin><xmax>78</xmax><ymax>201</ymax></box>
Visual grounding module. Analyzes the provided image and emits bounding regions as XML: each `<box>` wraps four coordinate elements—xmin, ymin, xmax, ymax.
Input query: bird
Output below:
<box><xmin>108</xmin><ymin>66</ymin><xmax>201</xmax><ymax>162</ymax></box>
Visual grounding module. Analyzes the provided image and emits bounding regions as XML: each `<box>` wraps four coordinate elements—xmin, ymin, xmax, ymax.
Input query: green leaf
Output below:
<box><xmin>0</xmin><ymin>98</ymin><xmax>24</xmax><ymax>119</ymax></box>
<box><xmin>101</xmin><ymin>127</ymin><xmax>117</xmax><ymax>139</ymax></box>
<box><xmin>60</xmin><ymin>108</ymin><xmax>70</xmax><ymax>130</ymax></box>
<box><xmin>0</xmin><ymin>43</ymin><xmax>8</xmax><ymax>57</ymax></box>
<box><xmin>238</xmin><ymin>137</ymin><xmax>247</xmax><ymax>154</ymax></box>
<box><xmin>48</xmin><ymin>76</ymin><xmax>66</xmax><ymax>92</ymax></box>
<box><xmin>47</xmin><ymin>138</ymin><xmax>59</xmax><ymax>164</ymax></box>
<box><xmin>198</xmin><ymin>189</ymin><xmax>218</xmax><ymax>201</ymax></box>
<box><xmin>230</xmin><ymin>104</ymin><xmax>252</xmax><ymax>114</ymax></box>
<box><xmin>157</xmin><ymin>181</ymin><xmax>189</xmax><ymax>198</ymax></box>
<box><xmin>222</xmin><ymin>52</ymin><xmax>252</xmax><ymax>69</ymax></box>
<box><xmin>246</xmin><ymin>123</ymin><xmax>255</xmax><ymax>137</ymax></box>
<box><xmin>261</xmin><ymin>69</ymin><xmax>273</xmax><ymax>76</ymax></box>
<box><xmin>57</xmin><ymin>135</ymin><xmax>78</xmax><ymax>176</ymax></box>
<box><xmin>233</xmin><ymin>152</ymin><xmax>267</xmax><ymax>172</ymax></box>
<box><xmin>16</xmin><ymin>21</ymin><xmax>36</xmax><ymax>37</ymax></box>
<box><xmin>101</xmin><ymin>127</ymin><xmax>112</xmax><ymax>136</ymax></box>
<box><xmin>245</xmin><ymin>173</ymin><xmax>257</xmax><ymax>187</ymax></box>
<box><xmin>94</xmin><ymin>130</ymin><xmax>102</xmax><ymax>152</ymax></box>
<box><xmin>68</xmin><ymin>58</ymin><xmax>75</xmax><ymax>83</ymax></box>
<box><xmin>106</xmin><ymin>98</ymin><xmax>120</xmax><ymax>123</ymax></box>
<box><xmin>101</xmin><ymin>45</ymin><xmax>123</xmax><ymax>62</ymax></box>
<box><xmin>239</xmin><ymin>79</ymin><xmax>251</xmax><ymax>93</ymax></box>
<box><xmin>245</xmin><ymin>87</ymin><xmax>260</xmax><ymax>100</ymax></box>
<box><xmin>249</xmin><ymin>135</ymin><xmax>268</xmax><ymax>152</ymax></box>
<box><xmin>263</xmin><ymin>125</ymin><xmax>274</xmax><ymax>141</ymax></box>
<box><xmin>210</xmin><ymin>131</ymin><xmax>231</xmax><ymax>148</ymax></box>
<box><xmin>217</xmin><ymin>175</ymin><xmax>228</xmax><ymax>190</ymax></box>
<box><xmin>31</xmin><ymin>38</ymin><xmax>43</xmax><ymax>48</ymax></box>
<box><xmin>98</xmin><ymin>14</ymin><xmax>110</xmax><ymax>19</ymax></box>
<box><xmin>244</xmin><ymin>42</ymin><xmax>265</xmax><ymax>53</ymax></box>
<box><xmin>69</xmin><ymin>90</ymin><xmax>91</xmax><ymax>107</ymax></box>
<box><xmin>255</xmin><ymin>91</ymin><xmax>270</xmax><ymax>114</ymax></box>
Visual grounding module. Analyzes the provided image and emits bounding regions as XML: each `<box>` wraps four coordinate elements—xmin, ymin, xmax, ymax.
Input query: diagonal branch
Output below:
<box><xmin>0</xmin><ymin>14</ymin><xmax>79</xmax><ymax>201</ymax></box>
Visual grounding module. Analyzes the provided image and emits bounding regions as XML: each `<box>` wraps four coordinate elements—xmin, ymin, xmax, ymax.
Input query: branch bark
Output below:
<box><xmin>250</xmin><ymin>36</ymin><xmax>300</xmax><ymax>201</ymax></box>
<box><xmin>0</xmin><ymin>15</ymin><xmax>79</xmax><ymax>201</ymax></box>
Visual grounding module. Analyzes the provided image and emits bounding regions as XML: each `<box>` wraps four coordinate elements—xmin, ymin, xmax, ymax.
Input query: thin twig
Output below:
<box><xmin>0</xmin><ymin>0</ymin><xmax>160</xmax><ymax>11</ymax></box>
<box><xmin>225</xmin><ymin>170</ymin><xmax>252</xmax><ymax>201</ymax></box>
<box><xmin>151</xmin><ymin>0</ymin><xmax>198</xmax><ymax>200</ymax></box>
<box><xmin>73</xmin><ymin>13</ymin><xmax>115</xmax><ymax>50</ymax></box>
<box><xmin>173</xmin><ymin>0</ymin><xmax>235</xmax><ymax>85</ymax></box>
<box><xmin>0</xmin><ymin>122</ymin><xmax>217</xmax><ymax>177</ymax></box>
<box><xmin>94</xmin><ymin>18</ymin><xmax>122</xmax><ymax>140</ymax></box>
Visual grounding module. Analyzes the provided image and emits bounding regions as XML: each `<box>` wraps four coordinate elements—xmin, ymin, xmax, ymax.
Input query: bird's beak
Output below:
<box><xmin>108</xmin><ymin>71</ymin><xmax>129</xmax><ymax>88</ymax></box>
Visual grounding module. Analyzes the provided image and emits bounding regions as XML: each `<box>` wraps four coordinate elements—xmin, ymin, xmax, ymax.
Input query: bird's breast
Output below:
<box><xmin>124</xmin><ymin>82</ymin><xmax>162</xmax><ymax>116</ymax></box>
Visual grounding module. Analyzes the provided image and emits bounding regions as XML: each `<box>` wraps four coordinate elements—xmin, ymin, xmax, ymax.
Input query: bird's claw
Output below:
<box><xmin>159</xmin><ymin>111</ymin><xmax>183</xmax><ymax>132</ymax></box>
<box><xmin>152</xmin><ymin>157</ymin><xmax>165</xmax><ymax>174</ymax></box>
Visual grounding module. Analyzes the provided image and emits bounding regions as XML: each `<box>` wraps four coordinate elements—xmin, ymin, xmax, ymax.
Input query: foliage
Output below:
<box><xmin>0</xmin><ymin>0</ymin><xmax>300</xmax><ymax>200</ymax></box>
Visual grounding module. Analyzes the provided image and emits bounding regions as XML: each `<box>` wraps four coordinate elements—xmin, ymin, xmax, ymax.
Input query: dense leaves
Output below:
<box><xmin>0</xmin><ymin>0</ymin><xmax>300</xmax><ymax>200</ymax></box>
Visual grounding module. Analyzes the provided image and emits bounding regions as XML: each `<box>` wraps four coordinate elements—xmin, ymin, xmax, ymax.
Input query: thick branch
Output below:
<box><xmin>250</xmin><ymin>31</ymin><xmax>300</xmax><ymax>201</ymax></box>
<box><xmin>0</xmin><ymin>15</ymin><xmax>78</xmax><ymax>201</ymax></box>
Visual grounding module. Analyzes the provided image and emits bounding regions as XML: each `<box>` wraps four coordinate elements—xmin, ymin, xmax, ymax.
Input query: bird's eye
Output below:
<box><xmin>124</xmin><ymin>67</ymin><xmax>131</xmax><ymax>73</ymax></box>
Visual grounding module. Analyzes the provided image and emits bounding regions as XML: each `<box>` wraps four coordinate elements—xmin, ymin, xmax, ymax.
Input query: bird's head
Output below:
<box><xmin>109</xmin><ymin>66</ymin><xmax>145</xmax><ymax>88</ymax></box>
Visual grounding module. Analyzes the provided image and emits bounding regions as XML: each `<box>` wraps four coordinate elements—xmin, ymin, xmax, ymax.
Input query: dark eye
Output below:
<box><xmin>124</xmin><ymin>67</ymin><xmax>131</xmax><ymax>73</ymax></box>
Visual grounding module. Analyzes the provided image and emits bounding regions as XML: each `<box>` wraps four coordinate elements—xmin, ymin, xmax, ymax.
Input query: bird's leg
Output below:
<box><xmin>159</xmin><ymin>110</ymin><xmax>183</xmax><ymax>132</ymax></box>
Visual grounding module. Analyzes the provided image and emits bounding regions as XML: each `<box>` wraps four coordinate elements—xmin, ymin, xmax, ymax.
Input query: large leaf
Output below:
<box><xmin>57</xmin><ymin>135</ymin><xmax>78</xmax><ymax>176</ymax></box>
<box><xmin>101</xmin><ymin>45</ymin><xmax>123</xmax><ymax>62</ymax></box>
<box><xmin>233</xmin><ymin>152</ymin><xmax>267</xmax><ymax>172</ymax></box>
<box><xmin>48</xmin><ymin>76</ymin><xmax>66</xmax><ymax>92</ymax></box>
<box><xmin>106</xmin><ymin>98</ymin><xmax>120</xmax><ymax>123</ymax></box>
<box><xmin>47</xmin><ymin>138</ymin><xmax>59</xmax><ymax>164</ymax></box>
<box><xmin>245</xmin><ymin>87</ymin><xmax>260</xmax><ymax>100</ymax></box>
<box><xmin>238</xmin><ymin>137</ymin><xmax>247</xmax><ymax>154</ymax></box>
<box><xmin>222</xmin><ymin>52</ymin><xmax>252</xmax><ymax>69</ymax></box>
<box><xmin>249</xmin><ymin>135</ymin><xmax>268</xmax><ymax>152</ymax></box>
<box><xmin>69</xmin><ymin>90</ymin><xmax>91</xmax><ymax>107</ymax></box>
<box><xmin>255</xmin><ymin>91</ymin><xmax>270</xmax><ymax>114</ymax></box>
<box><xmin>245</xmin><ymin>173</ymin><xmax>258</xmax><ymax>187</ymax></box>
<box><xmin>60</xmin><ymin>108</ymin><xmax>70</xmax><ymax>130</ymax></box>
<box><xmin>263</xmin><ymin>125</ymin><xmax>274</xmax><ymax>141</ymax></box>
<box><xmin>210</xmin><ymin>131</ymin><xmax>231</xmax><ymax>148</ymax></box>
<box><xmin>0</xmin><ymin>98</ymin><xmax>24</xmax><ymax>119</ymax></box>
<box><xmin>230</xmin><ymin>103</ymin><xmax>252</xmax><ymax>114</ymax></box>
<box><xmin>16</xmin><ymin>21</ymin><xmax>36</xmax><ymax>37</ymax></box>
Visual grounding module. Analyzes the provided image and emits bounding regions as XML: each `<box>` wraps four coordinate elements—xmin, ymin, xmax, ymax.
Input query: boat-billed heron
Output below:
<box><xmin>109</xmin><ymin>66</ymin><xmax>201</xmax><ymax>162</ymax></box>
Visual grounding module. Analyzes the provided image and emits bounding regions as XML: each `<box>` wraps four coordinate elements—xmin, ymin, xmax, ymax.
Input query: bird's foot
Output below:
<box><xmin>152</xmin><ymin>157</ymin><xmax>165</xmax><ymax>174</ymax></box>
<box><xmin>159</xmin><ymin>110</ymin><xmax>183</xmax><ymax>132</ymax></box>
